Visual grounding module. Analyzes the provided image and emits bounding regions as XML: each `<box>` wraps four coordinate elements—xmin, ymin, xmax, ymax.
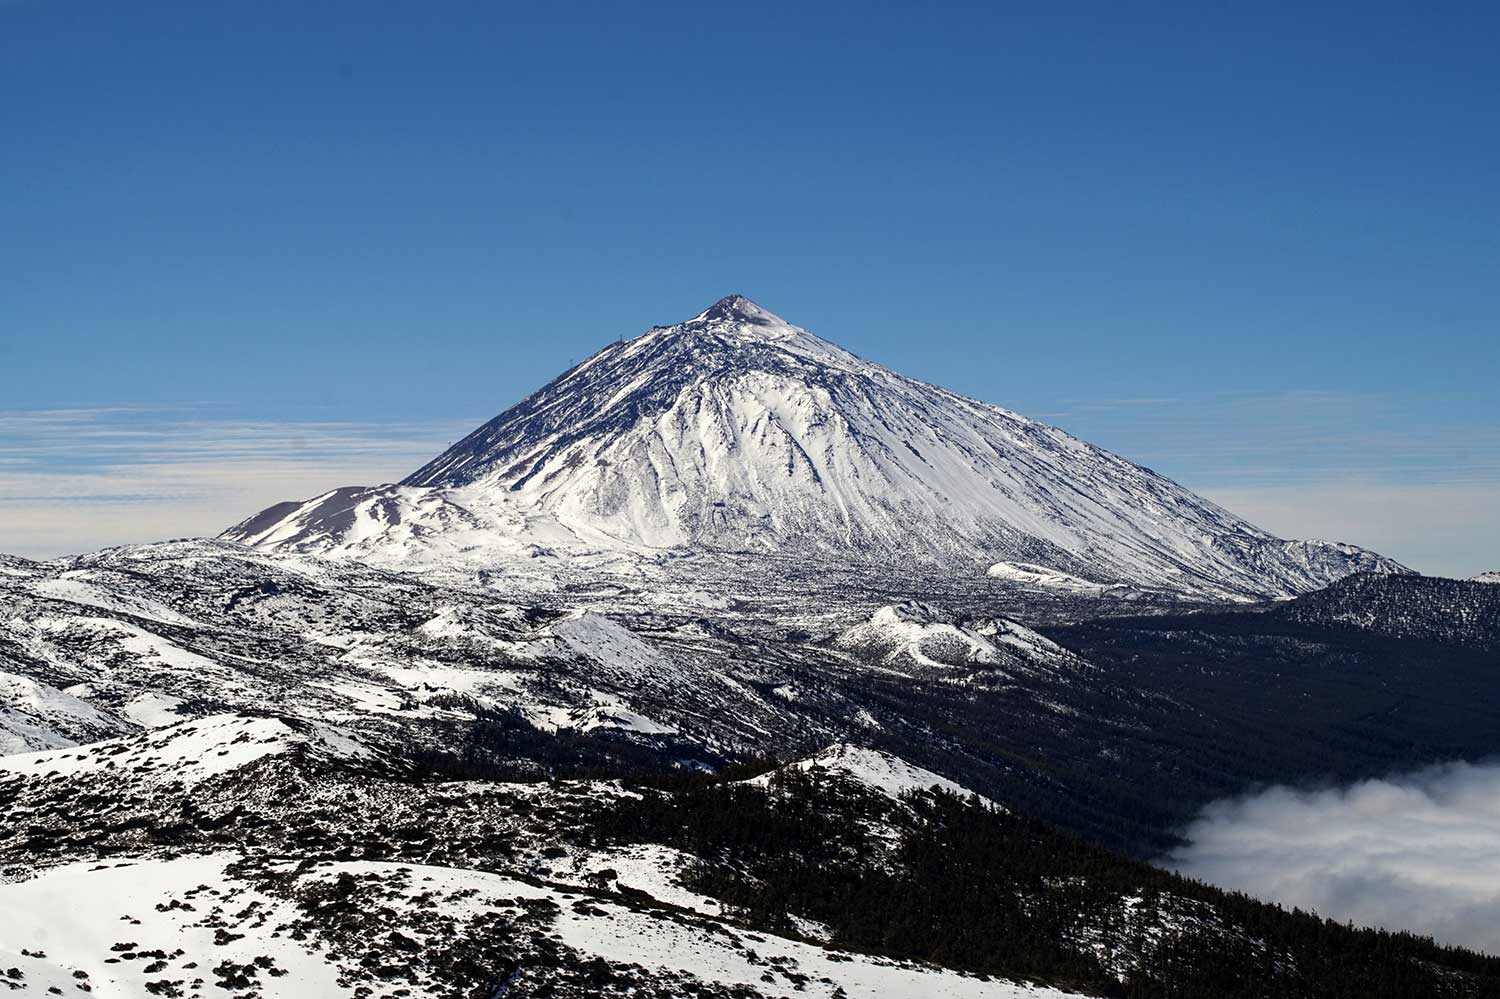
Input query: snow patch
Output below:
<box><xmin>0</xmin><ymin>713</ymin><xmax>369</xmax><ymax>785</ymax></box>
<box><xmin>0</xmin><ymin>855</ymin><xmax>346</xmax><ymax>998</ymax></box>
<box><xmin>121</xmin><ymin>690</ymin><xmax>189</xmax><ymax>728</ymax></box>
<box><xmin>752</xmin><ymin>743</ymin><xmax>992</xmax><ymax>807</ymax></box>
<box><xmin>0</xmin><ymin>671</ymin><xmax>125</xmax><ymax>755</ymax></box>
<box><xmin>987</xmin><ymin>561</ymin><xmax>1113</xmax><ymax>592</ymax></box>
<box><xmin>34</xmin><ymin>575</ymin><xmax>202</xmax><ymax>627</ymax></box>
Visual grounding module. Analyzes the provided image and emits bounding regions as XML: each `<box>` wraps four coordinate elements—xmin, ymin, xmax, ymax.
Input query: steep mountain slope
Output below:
<box><xmin>223</xmin><ymin>295</ymin><xmax>1402</xmax><ymax>599</ymax></box>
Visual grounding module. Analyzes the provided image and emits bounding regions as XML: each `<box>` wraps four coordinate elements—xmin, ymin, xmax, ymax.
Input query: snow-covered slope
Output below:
<box><xmin>0</xmin><ymin>713</ymin><xmax>373</xmax><ymax>786</ymax></box>
<box><xmin>223</xmin><ymin>295</ymin><xmax>1402</xmax><ymax>599</ymax></box>
<box><xmin>986</xmin><ymin>560</ymin><xmax>1118</xmax><ymax>592</ymax></box>
<box><xmin>750</xmin><ymin>742</ymin><xmax>992</xmax><ymax>806</ymax></box>
<box><xmin>0</xmin><ymin>853</ymin><xmax>1084</xmax><ymax>999</ymax></box>
<box><xmin>5</xmin><ymin>698</ymin><xmax>1485</xmax><ymax>999</ymax></box>
<box><xmin>835</xmin><ymin>600</ymin><xmax>1090</xmax><ymax>681</ymax></box>
<box><xmin>0</xmin><ymin>539</ymin><xmax>827</xmax><ymax>763</ymax></box>
<box><xmin>0</xmin><ymin>671</ymin><xmax>126</xmax><ymax>754</ymax></box>
<box><xmin>1472</xmin><ymin>570</ymin><xmax>1500</xmax><ymax>584</ymax></box>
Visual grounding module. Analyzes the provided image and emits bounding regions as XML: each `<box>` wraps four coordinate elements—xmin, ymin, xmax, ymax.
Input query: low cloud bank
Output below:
<box><xmin>1169</xmin><ymin>761</ymin><xmax>1500</xmax><ymax>954</ymax></box>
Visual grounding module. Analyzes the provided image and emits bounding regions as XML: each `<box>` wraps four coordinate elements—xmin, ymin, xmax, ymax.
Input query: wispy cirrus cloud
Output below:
<box><xmin>1045</xmin><ymin>389</ymin><xmax>1500</xmax><ymax>487</ymax></box>
<box><xmin>0</xmin><ymin>406</ymin><xmax>475</xmax><ymax>558</ymax></box>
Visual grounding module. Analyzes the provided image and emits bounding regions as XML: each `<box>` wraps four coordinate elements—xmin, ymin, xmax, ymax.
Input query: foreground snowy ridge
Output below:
<box><xmin>223</xmin><ymin>295</ymin><xmax>1404</xmax><ymax>599</ymax></box>
<box><xmin>0</xmin><ymin>713</ymin><xmax>373</xmax><ymax>786</ymax></box>
<box><xmin>0</xmin><ymin>854</ymin><xmax>1086</xmax><ymax>999</ymax></box>
<box><xmin>0</xmin><ymin>710</ymin><xmax>1089</xmax><ymax>998</ymax></box>
<box><xmin>748</xmin><ymin>742</ymin><xmax>996</xmax><ymax>808</ymax></box>
<box><xmin>3</xmin><ymin>590</ymin><xmax>1498</xmax><ymax>998</ymax></box>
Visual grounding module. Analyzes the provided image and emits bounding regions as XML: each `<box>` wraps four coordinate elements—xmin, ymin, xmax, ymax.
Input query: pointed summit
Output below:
<box><xmin>691</xmin><ymin>294</ymin><xmax>785</xmax><ymax>327</ymax></box>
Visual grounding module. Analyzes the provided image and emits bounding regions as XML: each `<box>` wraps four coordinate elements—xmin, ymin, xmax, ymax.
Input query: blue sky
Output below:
<box><xmin>1</xmin><ymin>1</ymin><xmax>1496</xmax><ymax>572</ymax></box>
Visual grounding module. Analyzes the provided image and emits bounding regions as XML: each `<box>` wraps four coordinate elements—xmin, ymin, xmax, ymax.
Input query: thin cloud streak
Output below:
<box><xmin>1200</xmin><ymin>482</ymin><xmax>1499</xmax><ymax>578</ymax></box>
<box><xmin>0</xmin><ymin>407</ymin><xmax>474</xmax><ymax>558</ymax></box>
<box><xmin>1024</xmin><ymin>387</ymin><xmax>1500</xmax><ymax>574</ymax></box>
<box><xmin>1046</xmin><ymin>389</ymin><xmax>1500</xmax><ymax>490</ymax></box>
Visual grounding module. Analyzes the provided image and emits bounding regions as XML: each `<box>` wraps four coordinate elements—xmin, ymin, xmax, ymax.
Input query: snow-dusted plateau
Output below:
<box><xmin>4</xmin><ymin>297</ymin><xmax>1499</xmax><ymax>997</ymax></box>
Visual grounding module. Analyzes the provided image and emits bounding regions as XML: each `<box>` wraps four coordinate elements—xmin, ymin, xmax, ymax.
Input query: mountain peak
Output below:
<box><xmin>690</xmin><ymin>294</ymin><xmax>785</xmax><ymax>327</ymax></box>
<box><xmin>223</xmin><ymin>296</ymin><xmax>1408</xmax><ymax>599</ymax></box>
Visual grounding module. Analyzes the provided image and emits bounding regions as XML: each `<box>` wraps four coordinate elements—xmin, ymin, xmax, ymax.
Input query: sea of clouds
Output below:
<box><xmin>1169</xmin><ymin>760</ymin><xmax>1500</xmax><ymax>954</ymax></box>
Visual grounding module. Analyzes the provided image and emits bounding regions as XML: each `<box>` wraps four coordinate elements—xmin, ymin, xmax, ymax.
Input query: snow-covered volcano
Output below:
<box><xmin>223</xmin><ymin>295</ymin><xmax>1402</xmax><ymax>598</ymax></box>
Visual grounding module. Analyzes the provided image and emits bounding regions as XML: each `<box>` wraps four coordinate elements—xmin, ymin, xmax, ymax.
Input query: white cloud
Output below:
<box><xmin>1168</xmin><ymin>761</ymin><xmax>1500</xmax><ymax>955</ymax></box>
